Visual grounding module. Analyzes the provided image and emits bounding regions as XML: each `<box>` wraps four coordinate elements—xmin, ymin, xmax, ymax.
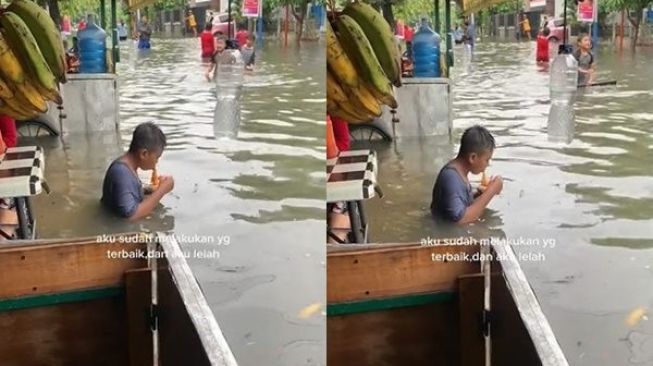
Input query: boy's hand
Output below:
<box><xmin>157</xmin><ymin>176</ymin><xmax>175</xmax><ymax>194</ymax></box>
<box><xmin>487</xmin><ymin>176</ymin><xmax>504</xmax><ymax>195</ymax></box>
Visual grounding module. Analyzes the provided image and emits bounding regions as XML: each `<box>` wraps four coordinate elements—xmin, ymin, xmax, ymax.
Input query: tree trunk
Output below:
<box><xmin>628</xmin><ymin>8</ymin><xmax>641</xmax><ymax>49</ymax></box>
<box><xmin>292</xmin><ymin>1</ymin><xmax>308</xmax><ymax>45</ymax></box>
<box><xmin>296</xmin><ymin>18</ymin><xmax>304</xmax><ymax>43</ymax></box>
<box><xmin>47</xmin><ymin>0</ymin><xmax>62</xmax><ymax>30</ymax></box>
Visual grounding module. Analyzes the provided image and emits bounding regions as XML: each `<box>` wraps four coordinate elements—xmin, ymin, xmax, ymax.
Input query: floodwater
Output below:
<box><xmin>30</xmin><ymin>38</ymin><xmax>325</xmax><ymax>365</ymax></box>
<box><xmin>364</xmin><ymin>42</ymin><xmax>653</xmax><ymax>365</ymax></box>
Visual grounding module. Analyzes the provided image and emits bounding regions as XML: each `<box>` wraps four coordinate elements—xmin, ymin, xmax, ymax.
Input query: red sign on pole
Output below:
<box><xmin>243</xmin><ymin>0</ymin><xmax>260</xmax><ymax>18</ymax></box>
<box><xmin>577</xmin><ymin>0</ymin><xmax>596</xmax><ymax>22</ymax></box>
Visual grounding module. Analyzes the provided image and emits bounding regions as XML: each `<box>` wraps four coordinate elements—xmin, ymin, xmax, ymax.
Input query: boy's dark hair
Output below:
<box><xmin>129</xmin><ymin>122</ymin><xmax>167</xmax><ymax>153</ymax></box>
<box><xmin>205</xmin><ymin>23</ymin><xmax>212</xmax><ymax>31</ymax></box>
<box><xmin>458</xmin><ymin>125</ymin><xmax>495</xmax><ymax>157</ymax></box>
<box><xmin>543</xmin><ymin>27</ymin><xmax>550</xmax><ymax>36</ymax></box>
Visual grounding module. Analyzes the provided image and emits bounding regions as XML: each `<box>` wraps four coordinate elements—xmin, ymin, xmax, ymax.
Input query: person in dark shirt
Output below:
<box><xmin>431</xmin><ymin>125</ymin><xmax>503</xmax><ymax>224</ymax></box>
<box><xmin>573</xmin><ymin>33</ymin><xmax>595</xmax><ymax>86</ymax></box>
<box><xmin>101</xmin><ymin>122</ymin><xmax>174</xmax><ymax>220</ymax></box>
<box><xmin>205</xmin><ymin>36</ymin><xmax>237</xmax><ymax>81</ymax></box>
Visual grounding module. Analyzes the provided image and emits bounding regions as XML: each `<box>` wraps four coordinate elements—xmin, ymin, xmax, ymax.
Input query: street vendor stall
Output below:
<box><xmin>42</xmin><ymin>0</ymin><xmax>124</xmax><ymax>134</ymax></box>
<box><xmin>366</xmin><ymin>0</ymin><xmax>456</xmax><ymax>139</ymax></box>
<box><xmin>0</xmin><ymin>146</ymin><xmax>48</xmax><ymax>239</ymax></box>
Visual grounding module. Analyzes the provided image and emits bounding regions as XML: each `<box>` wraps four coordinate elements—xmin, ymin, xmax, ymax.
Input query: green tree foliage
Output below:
<box><xmin>602</xmin><ymin>0</ymin><xmax>651</xmax><ymax>46</ymax></box>
<box><xmin>395</xmin><ymin>0</ymin><xmax>433</xmax><ymax>26</ymax></box>
<box><xmin>268</xmin><ymin>0</ymin><xmax>324</xmax><ymax>43</ymax></box>
<box><xmin>59</xmin><ymin>0</ymin><xmax>104</xmax><ymax>22</ymax></box>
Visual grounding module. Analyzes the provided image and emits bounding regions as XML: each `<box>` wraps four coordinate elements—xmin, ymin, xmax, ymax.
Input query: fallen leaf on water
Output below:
<box><xmin>298</xmin><ymin>302</ymin><xmax>322</xmax><ymax>319</ymax></box>
<box><xmin>626</xmin><ymin>307</ymin><xmax>648</xmax><ymax>327</ymax></box>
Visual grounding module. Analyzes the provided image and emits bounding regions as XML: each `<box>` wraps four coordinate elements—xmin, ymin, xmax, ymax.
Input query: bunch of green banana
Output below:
<box><xmin>327</xmin><ymin>2</ymin><xmax>402</xmax><ymax>123</ymax></box>
<box><xmin>0</xmin><ymin>0</ymin><xmax>65</xmax><ymax>120</ymax></box>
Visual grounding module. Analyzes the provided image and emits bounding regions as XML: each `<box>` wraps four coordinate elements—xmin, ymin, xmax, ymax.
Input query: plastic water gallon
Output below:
<box><xmin>213</xmin><ymin>50</ymin><xmax>244</xmax><ymax>138</ymax></box>
<box><xmin>412</xmin><ymin>18</ymin><xmax>441</xmax><ymax>77</ymax></box>
<box><xmin>547</xmin><ymin>53</ymin><xmax>579</xmax><ymax>142</ymax></box>
<box><xmin>78</xmin><ymin>14</ymin><xmax>107</xmax><ymax>73</ymax></box>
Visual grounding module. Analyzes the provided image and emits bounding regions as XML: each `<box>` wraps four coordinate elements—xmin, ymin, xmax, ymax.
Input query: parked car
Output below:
<box><xmin>545</xmin><ymin>18</ymin><xmax>569</xmax><ymax>42</ymax></box>
<box><xmin>209</xmin><ymin>12</ymin><xmax>236</xmax><ymax>37</ymax></box>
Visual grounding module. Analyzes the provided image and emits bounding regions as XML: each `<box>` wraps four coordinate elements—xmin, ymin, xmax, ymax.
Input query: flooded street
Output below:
<box><xmin>365</xmin><ymin>41</ymin><xmax>653</xmax><ymax>365</ymax></box>
<box><xmin>32</xmin><ymin>38</ymin><xmax>325</xmax><ymax>365</ymax></box>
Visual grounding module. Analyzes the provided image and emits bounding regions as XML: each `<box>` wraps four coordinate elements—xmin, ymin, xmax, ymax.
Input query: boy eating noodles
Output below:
<box><xmin>101</xmin><ymin>122</ymin><xmax>174</xmax><ymax>221</ymax></box>
<box><xmin>431</xmin><ymin>125</ymin><xmax>503</xmax><ymax>224</ymax></box>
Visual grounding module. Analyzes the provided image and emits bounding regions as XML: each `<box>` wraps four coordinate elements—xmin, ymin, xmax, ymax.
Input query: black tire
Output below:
<box><xmin>549</xmin><ymin>36</ymin><xmax>559</xmax><ymax>42</ymax></box>
<box><xmin>347</xmin><ymin>201</ymin><xmax>364</xmax><ymax>244</ymax></box>
<box><xmin>349</xmin><ymin>124</ymin><xmax>392</xmax><ymax>143</ymax></box>
<box><xmin>15</xmin><ymin>198</ymin><xmax>31</xmax><ymax>239</ymax></box>
<box><xmin>17</xmin><ymin>119</ymin><xmax>59</xmax><ymax>138</ymax></box>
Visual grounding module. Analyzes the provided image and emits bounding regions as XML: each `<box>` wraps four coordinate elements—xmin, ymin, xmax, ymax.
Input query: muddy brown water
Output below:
<box><xmin>30</xmin><ymin>38</ymin><xmax>326</xmax><ymax>366</ymax></box>
<box><xmin>363</xmin><ymin>41</ymin><xmax>653</xmax><ymax>365</ymax></box>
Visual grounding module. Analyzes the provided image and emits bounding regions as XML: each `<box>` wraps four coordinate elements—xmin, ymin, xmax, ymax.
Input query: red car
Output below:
<box><xmin>544</xmin><ymin>18</ymin><xmax>569</xmax><ymax>43</ymax></box>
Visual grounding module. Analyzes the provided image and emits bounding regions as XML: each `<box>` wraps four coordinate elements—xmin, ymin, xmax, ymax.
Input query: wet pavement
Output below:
<box><xmin>364</xmin><ymin>41</ymin><xmax>653</xmax><ymax>365</ymax></box>
<box><xmin>30</xmin><ymin>38</ymin><xmax>325</xmax><ymax>366</ymax></box>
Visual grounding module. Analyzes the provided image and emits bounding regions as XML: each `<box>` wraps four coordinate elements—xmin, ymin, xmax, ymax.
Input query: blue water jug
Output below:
<box><xmin>78</xmin><ymin>14</ymin><xmax>107</xmax><ymax>73</ymax></box>
<box><xmin>412</xmin><ymin>18</ymin><xmax>441</xmax><ymax>77</ymax></box>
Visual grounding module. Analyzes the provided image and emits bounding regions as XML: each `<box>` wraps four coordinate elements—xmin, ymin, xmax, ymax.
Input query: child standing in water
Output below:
<box><xmin>205</xmin><ymin>37</ymin><xmax>238</xmax><ymax>81</ymax></box>
<box><xmin>573</xmin><ymin>34</ymin><xmax>595</xmax><ymax>86</ymax></box>
<box><xmin>536</xmin><ymin>27</ymin><xmax>550</xmax><ymax>63</ymax></box>
<box><xmin>241</xmin><ymin>34</ymin><xmax>256</xmax><ymax>71</ymax></box>
<box><xmin>200</xmin><ymin>23</ymin><xmax>215</xmax><ymax>61</ymax></box>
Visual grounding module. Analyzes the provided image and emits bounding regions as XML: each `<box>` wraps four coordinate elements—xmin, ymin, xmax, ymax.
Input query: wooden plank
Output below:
<box><xmin>0</xmin><ymin>297</ymin><xmax>129</xmax><ymax>366</ymax></box>
<box><xmin>491</xmin><ymin>269</ymin><xmax>543</xmax><ymax>366</ymax></box>
<box><xmin>158</xmin><ymin>233</ymin><xmax>237</xmax><ymax>366</ymax></box>
<box><xmin>491</xmin><ymin>244</ymin><xmax>569</xmax><ymax>366</ymax></box>
<box><xmin>327</xmin><ymin>291</ymin><xmax>455</xmax><ymax>316</ymax></box>
<box><xmin>0</xmin><ymin>233</ymin><xmax>145</xmax><ymax>249</ymax></box>
<box><xmin>125</xmin><ymin>268</ymin><xmax>153</xmax><ymax>366</ymax></box>
<box><xmin>458</xmin><ymin>273</ymin><xmax>485</xmax><ymax>366</ymax></box>
<box><xmin>327</xmin><ymin>303</ymin><xmax>460</xmax><ymax>366</ymax></box>
<box><xmin>0</xmin><ymin>240</ymin><xmax>147</xmax><ymax>298</ymax></box>
<box><xmin>327</xmin><ymin>242</ymin><xmax>479</xmax><ymax>303</ymax></box>
<box><xmin>158</xmin><ymin>263</ymin><xmax>216</xmax><ymax>366</ymax></box>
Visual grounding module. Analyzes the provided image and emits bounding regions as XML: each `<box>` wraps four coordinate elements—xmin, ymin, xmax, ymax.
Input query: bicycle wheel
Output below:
<box><xmin>349</xmin><ymin>124</ymin><xmax>392</xmax><ymax>142</ymax></box>
<box><xmin>17</xmin><ymin>119</ymin><xmax>59</xmax><ymax>138</ymax></box>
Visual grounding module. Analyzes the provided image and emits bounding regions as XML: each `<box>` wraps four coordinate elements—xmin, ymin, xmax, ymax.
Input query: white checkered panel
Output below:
<box><xmin>0</xmin><ymin>146</ymin><xmax>46</xmax><ymax>197</ymax></box>
<box><xmin>326</xmin><ymin>149</ymin><xmax>378</xmax><ymax>203</ymax></box>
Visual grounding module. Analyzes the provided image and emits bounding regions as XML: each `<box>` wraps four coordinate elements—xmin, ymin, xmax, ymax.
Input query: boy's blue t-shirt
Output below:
<box><xmin>430</xmin><ymin>164</ymin><xmax>474</xmax><ymax>222</ymax></box>
<box><xmin>101</xmin><ymin>159</ymin><xmax>144</xmax><ymax>218</ymax></box>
